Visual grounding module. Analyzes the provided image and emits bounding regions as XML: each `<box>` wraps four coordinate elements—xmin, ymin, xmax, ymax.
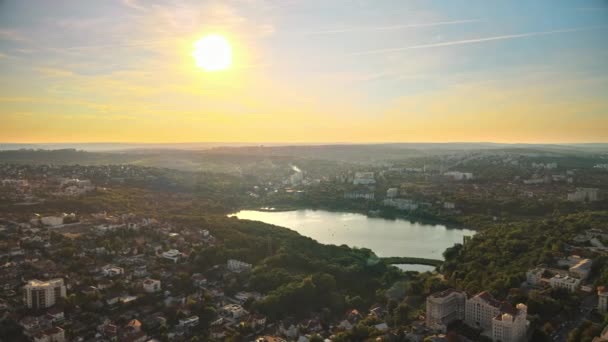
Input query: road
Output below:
<box><xmin>553</xmin><ymin>294</ymin><xmax>597</xmax><ymax>342</ymax></box>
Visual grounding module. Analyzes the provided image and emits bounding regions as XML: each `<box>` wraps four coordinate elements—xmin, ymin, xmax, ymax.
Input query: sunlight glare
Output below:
<box><xmin>193</xmin><ymin>34</ymin><xmax>232</xmax><ymax>72</ymax></box>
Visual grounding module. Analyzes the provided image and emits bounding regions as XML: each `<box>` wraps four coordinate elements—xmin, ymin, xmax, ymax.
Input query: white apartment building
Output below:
<box><xmin>179</xmin><ymin>316</ymin><xmax>199</xmax><ymax>328</ymax></box>
<box><xmin>353</xmin><ymin>172</ymin><xmax>375</xmax><ymax>185</ymax></box>
<box><xmin>465</xmin><ymin>292</ymin><xmax>503</xmax><ymax>332</ymax></box>
<box><xmin>142</xmin><ymin>278</ymin><xmax>161</xmax><ymax>293</ymax></box>
<box><xmin>444</xmin><ymin>171</ymin><xmax>474</xmax><ymax>181</ymax></box>
<box><xmin>101</xmin><ymin>264</ymin><xmax>124</xmax><ymax>277</ymax></box>
<box><xmin>227</xmin><ymin>259</ymin><xmax>252</xmax><ymax>273</ymax></box>
<box><xmin>427</xmin><ymin>290</ymin><xmax>528</xmax><ymax>341</ymax></box>
<box><xmin>426</xmin><ymin>289</ymin><xmax>466</xmax><ymax>332</ymax></box>
<box><xmin>23</xmin><ymin>279</ymin><xmax>67</xmax><ymax>309</ymax></box>
<box><xmin>383</xmin><ymin>198</ymin><xmax>418</xmax><ymax>211</ymax></box>
<box><xmin>549</xmin><ymin>274</ymin><xmax>581</xmax><ymax>292</ymax></box>
<box><xmin>568</xmin><ymin>188</ymin><xmax>599</xmax><ymax>202</ymax></box>
<box><xmin>344</xmin><ymin>191</ymin><xmax>375</xmax><ymax>200</ymax></box>
<box><xmin>161</xmin><ymin>249</ymin><xmax>180</xmax><ymax>263</ymax></box>
<box><xmin>492</xmin><ymin>304</ymin><xmax>528</xmax><ymax>342</ymax></box>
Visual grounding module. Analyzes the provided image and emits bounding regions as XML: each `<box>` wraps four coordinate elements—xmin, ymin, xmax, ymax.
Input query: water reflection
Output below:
<box><xmin>232</xmin><ymin>209</ymin><xmax>475</xmax><ymax>261</ymax></box>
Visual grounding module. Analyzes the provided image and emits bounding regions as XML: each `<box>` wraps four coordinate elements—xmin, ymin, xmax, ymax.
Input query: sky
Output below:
<box><xmin>1</xmin><ymin>0</ymin><xmax>608</xmax><ymax>144</ymax></box>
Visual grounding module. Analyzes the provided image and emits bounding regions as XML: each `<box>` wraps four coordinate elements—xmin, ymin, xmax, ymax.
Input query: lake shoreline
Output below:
<box><xmin>236</xmin><ymin>204</ymin><xmax>469</xmax><ymax>231</ymax></box>
<box><xmin>231</xmin><ymin>209</ymin><xmax>476</xmax><ymax>269</ymax></box>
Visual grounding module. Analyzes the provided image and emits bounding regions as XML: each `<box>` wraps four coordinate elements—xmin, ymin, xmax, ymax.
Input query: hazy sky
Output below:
<box><xmin>1</xmin><ymin>0</ymin><xmax>608</xmax><ymax>143</ymax></box>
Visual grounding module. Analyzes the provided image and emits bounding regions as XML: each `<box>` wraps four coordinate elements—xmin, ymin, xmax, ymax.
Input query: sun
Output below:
<box><xmin>193</xmin><ymin>34</ymin><xmax>232</xmax><ymax>72</ymax></box>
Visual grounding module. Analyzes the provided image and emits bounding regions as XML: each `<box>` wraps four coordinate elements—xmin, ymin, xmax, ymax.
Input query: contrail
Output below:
<box><xmin>305</xmin><ymin>19</ymin><xmax>480</xmax><ymax>35</ymax></box>
<box><xmin>352</xmin><ymin>25</ymin><xmax>608</xmax><ymax>55</ymax></box>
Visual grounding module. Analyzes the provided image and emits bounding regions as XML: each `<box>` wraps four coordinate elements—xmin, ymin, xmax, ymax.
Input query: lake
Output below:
<box><xmin>232</xmin><ymin>209</ymin><xmax>475</xmax><ymax>272</ymax></box>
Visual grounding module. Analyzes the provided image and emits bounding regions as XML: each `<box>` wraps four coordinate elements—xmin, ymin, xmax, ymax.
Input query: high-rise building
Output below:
<box><xmin>492</xmin><ymin>303</ymin><xmax>528</xmax><ymax>342</ymax></box>
<box><xmin>427</xmin><ymin>290</ymin><xmax>529</xmax><ymax>341</ymax></box>
<box><xmin>23</xmin><ymin>279</ymin><xmax>66</xmax><ymax>309</ymax></box>
<box><xmin>425</xmin><ymin>289</ymin><xmax>466</xmax><ymax>332</ymax></box>
<box><xmin>465</xmin><ymin>291</ymin><xmax>503</xmax><ymax>331</ymax></box>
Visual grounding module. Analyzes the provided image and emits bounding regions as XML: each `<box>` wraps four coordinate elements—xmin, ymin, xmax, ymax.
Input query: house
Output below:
<box><xmin>46</xmin><ymin>307</ymin><xmax>65</xmax><ymax>323</ymax></box>
<box><xmin>142</xmin><ymin>279</ymin><xmax>161</xmax><ymax>293</ymax></box>
<box><xmin>40</xmin><ymin>216</ymin><xmax>64</xmax><ymax>227</ymax></box>
<box><xmin>161</xmin><ymin>249</ymin><xmax>180</xmax><ymax>263</ymax></box>
<box><xmin>126</xmin><ymin>319</ymin><xmax>142</xmax><ymax>332</ymax></box>
<box><xmin>526</xmin><ymin>268</ymin><xmax>546</xmax><ymax>286</ymax></box>
<box><xmin>33</xmin><ymin>327</ymin><xmax>65</xmax><ymax>342</ymax></box>
<box><xmin>221</xmin><ymin>304</ymin><xmax>248</xmax><ymax>319</ymax></box>
<box><xmin>179</xmin><ymin>316</ymin><xmax>199</xmax><ymax>328</ymax></box>
<box><xmin>101</xmin><ymin>264</ymin><xmax>125</xmax><ymax>277</ymax></box>
<box><xmin>227</xmin><ymin>259</ymin><xmax>252</xmax><ymax>273</ymax></box>
<box><xmin>374</xmin><ymin>323</ymin><xmax>389</xmax><ymax>332</ymax></box>
<box><xmin>256</xmin><ymin>336</ymin><xmax>287</xmax><ymax>342</ymax></box>
<box><xmin>191</xmin><ymin>273</ymin><xmax>207</xmax><ymax>287</ymax></box>
<box><xmin>133</xmin><ymin>265</ymin><xmax>148</xmax><ymax>278</ymax></box>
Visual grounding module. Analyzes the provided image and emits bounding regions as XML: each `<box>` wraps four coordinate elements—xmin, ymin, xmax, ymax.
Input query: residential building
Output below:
<box><xmin>427</xmin><ymin>290</ymin><xmax>528</xmax><ymax>341</ymax></box>
<box><xmin>526</xmin><ymin>268</ymin><xmax>545</xmax><ymax>286</ymax></box>
<box><xmin>599</xmin><ymin>287</ymin><xmax>608</xmax><ymax>314</ymax></box>
<box><xmin>386</xmin><ymin>188</ymin><xmax>398</xmax><ymax>198</ymax></box>
<box><xmin>353</xmin><ymin>172</ymin><xmax>375</xmax><ymax>185</ymax></box>
<box><xmin>344</xmin><ymin>190</ymin><xmax>375</xmax><ymax>200</ymax></box>
<box><xmin>383</xmin><ymin>198</ymin><xmax>418</xmax><ymax>211</ymax></box>
<box><xmin>40</xmin><ymin>216</ymin><xmax>64</xmax><ymax>227</ymax></box>
<box><xmin>568</xmin><ymin>188</ymin><xmax>600</xmax><ymax>202</ymax></box>
<box><xmin>465</xmin><ymin>291</ymin><xmax>502</xmax><ymax>332</ymax></box>
<box><xmin>443</xmin><ymin>202</ymin><xmax>456</xmax><ymax>210</ymax></box>
<box><xmin>221</xmin><ymin>304</ymin><xmax>248</xmax><ymax>319</ymax></box>
<box><xmin>142</xmin><ymin>278</ymin><xmax>161</xmax><ymax>293</ymax></box>
<box><xmin>161</xmin><ymin>249</ymin><xmax>180</xmax><ymax>263</ymax></box>
<box><xmin>23</xmin><ymin>279</ymin><xmax>66</xmax><ymax>309</ymax></box>
<box><xmin>492</xmin><ymin>303</ymin><xmax>528</xmax><ymax>342</ymax></box>
<box><xmin>549</xmin><ymin>274</ymin><xmax>580</xmax><ymax>292</ymax></box>
<box><xmin>33</xmin><ymin>327</ymin><xmax>65</xmax><ymax>342</ymax></box>
<box><xmin>179</xmin><ymin>316</ymin><xmax>199</xmax><ymax>328</ymax></box>
<box><xmin>569</xmin><ymin>258</ymin><xmax>593</xmax><ymax>280</ymax></box>
<box><xmin>101</xmin><ymin>264</ymin><xmax>124</xmax><ymax>277</ymax></box>
<box><xmin>426</xmin><ymin>289</ymin><xmax>466</xmax><ymax>332</ymax></box>
<box><xmin>227</xmin><ymin>259</ymin><xmax>252</xmax><ymax>273</ymax></box>
<box><xmin>443</xmin><ymin>171</ymin><xmax>474</xmax><ymax>181</ymax></box>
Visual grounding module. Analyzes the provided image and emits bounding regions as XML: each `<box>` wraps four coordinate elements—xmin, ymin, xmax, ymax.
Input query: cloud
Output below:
<box><xmin>0</xmin><ymin>29</ymin><xmax>28</xmax><ymax>42</ymax></box>
<box><xmin>304</xmin><ymin>19</ymin><xmax>480</xmax><ymax>35</ymax></box>
<box><xmin>352</xmin><ymin>25</ymin><xmax>608</xmax><ymax>55</ymax></box>
<box><xmin>121</xmin><ymin>0</ymin><xmax>146</xmax><ymax>11</ymax></box>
